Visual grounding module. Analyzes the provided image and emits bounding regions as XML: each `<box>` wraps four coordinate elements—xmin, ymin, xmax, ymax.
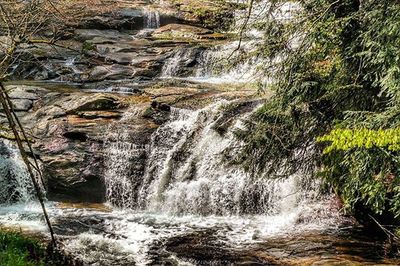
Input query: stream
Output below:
<box><xmin>1</xmin><ymin>0</ymin><xmax>400</xmax><ymax>265</ymax></box>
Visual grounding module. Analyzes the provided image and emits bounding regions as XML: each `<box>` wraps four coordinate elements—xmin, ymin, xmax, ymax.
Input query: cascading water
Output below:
<box><xmin>136</xmin><ymin>102</ymin><xmax>289</xmax><ymax>215</ymax></box>
<box><xmin>191</xmin><ymin>41</ymin><xmax>268</xmax><ymax>84</ymax></box>
<box><xmin>65</xmin><ymin>57</ymin><xmax>82</xmax><ymax>74</ymax></box>
<box><xmin>2</xmin><ymin>2</ymin><xmax>391</xmax><ymax>265</ymax></box>
<box><xmin>88</xmin><ymin>100</ymin><xmax>345</xmax><ymax>265</ymax></box>
<box><xmin>160</xmin><ymin>1</ymin><xmax>299</xmax><ymax>85</ymax></box>
<box><xmin>0</xmin><ymin>140</ymin><xmax>34</xmax><ymax>204</ymax></box>
<box><xmin>134</xmin><ymin>9</ymin><xmax>161</xmax><ymax>40</ymax></box>
<box><xmin>144</xmin><ymin>9</ymin><xmax>160</xmax><ymax>29</ymax></box>
<box><xmin>161</xmin><ymin>48</ymin><xmax>200</xmax><ymax>78</ymax></box>
<box><xmin>104</xmin><ymin>107</ymin><xmax>148</xmax><ymax>208</ymax></box>
<box><xmin>104</xmin><ymin>101</ymin><xmax>337</xmax><ymax>223</ymax></box>
<box><xmin>160</xmin><ymin>41</ymin><xmax>265</xmax><ymax>84</ymax></box>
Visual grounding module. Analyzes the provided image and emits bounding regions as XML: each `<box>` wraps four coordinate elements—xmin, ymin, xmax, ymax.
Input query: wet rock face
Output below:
<box><xmin>0</xmin><ymin>81</ymin><xmax>256</xmax><ymax>203</ymax></box>
<box><xmin>79</xmin><ymin>8</ymin><xmax>181</xmax><ymax>31</ymax></box>
<box><xmin>0</xmin><ymin>87</ymin><xmax>125</xmax><ymax>202</ymax></box>
<box><xmin>0</xmin><ymin>141</ymin><xmax>12</xmax><ymax>157</ymax></box>
<box><xmin>0</xmin><ymin>1</ymin><xmax>247</xmax><ymax>203</ymax></box>
<box><xmin>0</xmin><ymin>140</ymin><xmax>35</xmax><ymax>204</ymax></box>
<box><xmin>19</xmin><ymin>91</ymin><xmax>124</xmax><ymax>202</ymax></box>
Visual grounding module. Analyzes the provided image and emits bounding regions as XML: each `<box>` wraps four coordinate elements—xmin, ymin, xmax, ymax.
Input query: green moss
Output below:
<box><xmin>82</xmin><ymin>41</ymin><xmax>96</xmax><ymax>53</ymax></box>
<box><xmin>142</xmin><ymin>107</ymin><xmax>155</xmax><ymax>118</ymax></box>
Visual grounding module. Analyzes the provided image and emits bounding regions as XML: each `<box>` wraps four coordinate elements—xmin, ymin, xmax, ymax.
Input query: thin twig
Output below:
<box><xmin>229</xmin><ymin>0</ymin><xmax>255</xmax><ymax>58</ymax></box>
<box><xmin>368</xmin><ymin>214</ymin><xmax>400</xmax><ymax>242</ymax></box>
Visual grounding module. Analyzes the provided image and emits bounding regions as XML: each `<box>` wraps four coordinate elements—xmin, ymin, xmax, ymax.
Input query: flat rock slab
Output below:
<box><xmin>11</xmin><ymin>99</ymin><xmax>33</xmax><ymax>111</ymax></box>
<box><xmin>88</xmin><ymin>65</ymin><xmax>137</xmax><ymax>81</ymax></box>
<box><xmin>7</xmin><ymin>87</ymin><xmax>40</xmax><ymax>100</ymax></box>
<box><xmin>105</xmin><ymin>52</ymin><xmax>137</xmax><ymax>64</ymax></box>
<box><xmin>65</xmin><ymin>93</ymin><xmax>122</xmax><ymax>114</ymax></box>
<box><xmin>153</xmin><ymin>24</ymin><xmax>214</xmax><ymax>40</ymax></box>
<box><xmin>77</xmin><ymin>111</ymin><xmax>123</xmax><ymax>119</ymax></box>
<box><xmin>74</xmin><ymin>29</ymin><xmax>133</xmax><ymax>41</ymax></box>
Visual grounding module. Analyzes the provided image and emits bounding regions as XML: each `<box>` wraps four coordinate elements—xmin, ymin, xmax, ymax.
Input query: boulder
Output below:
<box><xmin>78</xmin><ymin>111</ymin><xmax>123</xmax><ymax>119</ymax></box>
<box><xmin>10</xmin><ymin>99</ymin><xmax>33</xmax><ymax>112</ymax></box>
<box><xmin>7</xmin><ymin>86</ymin><xmax>41</xmax><ymax>100</ymax></box>
<box><xmin>42</xmin><ymin>150</ymin><xmax>106</xmax><ymax>203</ymax></box>
<box><xmin>104</xmin><ymin>52</ymin><xmax>139</xmax><ymax>65</ymax></box>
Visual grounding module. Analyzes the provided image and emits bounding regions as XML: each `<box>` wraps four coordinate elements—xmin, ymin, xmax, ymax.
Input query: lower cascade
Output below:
<box><xmin>104</xmin><ymin>101</ymin><xmax>338</xmax><ymax>219</ymax></box>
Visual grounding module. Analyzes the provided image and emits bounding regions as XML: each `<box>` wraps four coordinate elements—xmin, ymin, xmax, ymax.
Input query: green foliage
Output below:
<box><xmin>0</xmin><ymin>230</ymin><xmax>45</xmax><ymax>266</ymax></box>
<box><xmin>319</xmin><ymin>147</ymin><xmax>400</xmax><ymax>217</ymax></box>
<box><xmin>82</xmin><ymin>41</ymin><xmax>96</xmax><ymax>53</ymax></box>
<box><xmin>318</xmin><ymin>128</ymin><xmax>400</xmax><ymax>153</ymax></box>
<box><xmin>235</xmin><ymin>0</ymin><xmax>400</xmax><ymax>220</ymax></box>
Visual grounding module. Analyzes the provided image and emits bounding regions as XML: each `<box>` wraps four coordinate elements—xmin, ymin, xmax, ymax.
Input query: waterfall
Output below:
<box><xmin>161</xmin><ymin>41</ymin><xmax>271</xmax><ymax>85</ymax></box>
<box><xmin>103</xmin><ymin>107</ymin><xmax>148</xmax><ymax>208</ymax></box>
<box><xmin>104</xmin><ymin>101</ymin><xmax>323</xmax><ymax>217</ymax></box>
<box><xmin>144</xmin><ymin>9</ymin><xmax>160</xmax><ymax>29</ymax></box>
<box><xmin>160</xmin><ymin>48</ymin><xmax>200</xmax><ymax>78</ymax></box>
<box><xmin>193</xmin><ymin>41</ymin><xmax>267</xmax><ymax>84</ymax></box>
<box><xmin>65</xmin><ymin>57</ymin><xmax>82</xmax><ymax>74</ymax></box>
<box><xmin>0</xmin><ymin>140</ymin><xmax>34</xmax><ymax>204</ymax></box>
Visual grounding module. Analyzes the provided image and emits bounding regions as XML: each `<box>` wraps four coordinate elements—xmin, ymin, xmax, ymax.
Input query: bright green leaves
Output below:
<box><xmin>318</xmin><ymin>128</ymin><xmax>400</xmax><ymax>153</ymax></box>
<box><xmin>318</xmin><ymin>127</ymin><xmax>400</xmax><ymax>216</ymax></box>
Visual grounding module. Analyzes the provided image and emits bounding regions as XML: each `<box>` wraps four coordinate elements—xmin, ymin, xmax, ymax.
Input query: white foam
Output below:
<box><xmin>0</xmin><ymin>140</ymin><xmax>35</xmax><ymax>204</ymax></box>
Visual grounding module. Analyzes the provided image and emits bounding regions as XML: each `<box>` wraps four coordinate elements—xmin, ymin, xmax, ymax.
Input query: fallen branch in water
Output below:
<box><xmin>368</xmin><ymin>214</ymin><xmax>400</xmax><ymax>242</ymax></box>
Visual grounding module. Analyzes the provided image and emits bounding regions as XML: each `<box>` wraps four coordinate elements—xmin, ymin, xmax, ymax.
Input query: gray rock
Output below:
<box><xmin>44</xmin><ymin>106</ymin><xmax>67</xmax><ymax>118</ymax></box>
<box><xmin>96</xmin><ymin>43</ymin><xmax>138</xmax><ymax>54</ymax></box>
<box><xmin>0</xmin><ymin>99</ymin><xmax>33</xmax><ymax>112</ymax></box>
<box><xmin>153</xmin><ymin>24</ymin><xmax>214</xmax><ymax>39</ymax></box>
<box><xmin>119</xmin><ymin>8</ymin><xmax>143</xmax><ymax>18</ymax></box>
<box><xmin>8</xmin><ymin>87</ymin><xmax>40</xmax><ymax>100</ymax></box>
<box><xmin>88</xmin><ymin>64</ymin><xmax>137</xmax><ymax>81</ymax></box>
<box><xmin>64</xmin><ymin>93</ymin><xmax>121</xmax><ymax>114</ymax></box>
<box><xmin>104</xmin><ymin>52</ymin><xmax>139</xmax><ymax>65</ymax></box>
